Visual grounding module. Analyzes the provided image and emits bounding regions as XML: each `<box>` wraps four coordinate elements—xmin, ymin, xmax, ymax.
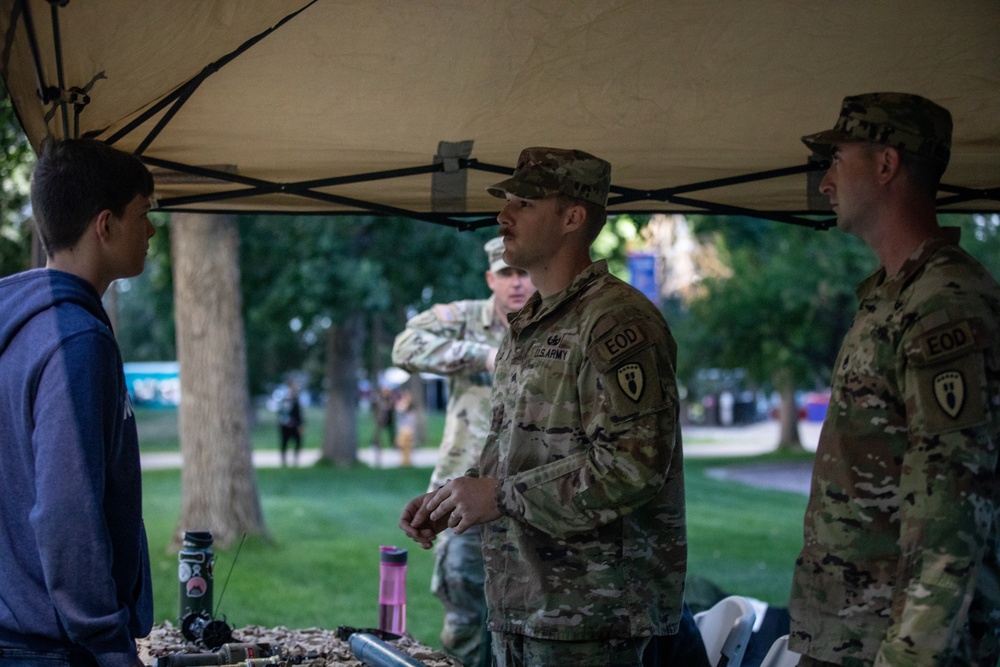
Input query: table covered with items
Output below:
<box><xmin>138</xmin><ymin>622</ymin><xmax>459</xmax><ymax>667</ymax></box>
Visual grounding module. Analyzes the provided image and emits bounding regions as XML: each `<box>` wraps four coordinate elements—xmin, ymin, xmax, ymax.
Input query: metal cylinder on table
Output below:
<box><xmin>178</xmin><ymin>530</ymin><xmax>215</xmax><ymax>619</ymax></box>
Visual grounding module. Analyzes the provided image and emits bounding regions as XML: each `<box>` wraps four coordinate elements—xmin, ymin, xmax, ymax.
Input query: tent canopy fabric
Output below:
<box><xmin>1</xmin><ymin>0</ymin><xmax>998</xmax><ymax>230</ymax></box>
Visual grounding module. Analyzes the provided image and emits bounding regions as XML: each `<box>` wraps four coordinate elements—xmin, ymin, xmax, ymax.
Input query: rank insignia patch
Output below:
<box><xmin>933</xmin><ymin>370</ymin><xmax>965</xmax><ymax>418</ymax></box>
<box><xmin>617</xmin><ymin>363</ymin><xmax>645</xmax><ymax>402</ymax></box>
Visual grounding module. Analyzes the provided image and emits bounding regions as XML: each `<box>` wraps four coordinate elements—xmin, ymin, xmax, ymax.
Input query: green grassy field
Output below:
<box><xmin>135</xmin><ymin>405</ymin><xmax>445</xmax><ymax>453</ymax></box>
<box><xmin>138</xmin><ymin>408</ymin><xmax>811</xmax><ymax>650</ymax></box>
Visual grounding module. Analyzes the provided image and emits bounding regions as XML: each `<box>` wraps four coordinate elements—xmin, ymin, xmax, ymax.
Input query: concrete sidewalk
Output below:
<box><xmin>140</xmin><ymin>446</ymin><xmax>436</xmax><ymax>470</ymax></box>
<box><xmin>683</xmin><ymin>419</ymin><xmax>820</xmax><ymax>457</ymax></box>
<box><xmin>140</xmin><ymin>419</ymin><xmax>822</xmax><ymax>470</ymax></box>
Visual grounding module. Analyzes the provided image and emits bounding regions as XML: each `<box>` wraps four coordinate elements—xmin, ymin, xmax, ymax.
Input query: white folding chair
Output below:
<box><xmin>693</xmin><ymin>595</ymin><xmax>756</xmax><ymax>667</ymax></box>
<box><xmin>758</xmin><ymin>634</ymin><xmax>801</xmax><ymax>667</ymax></box>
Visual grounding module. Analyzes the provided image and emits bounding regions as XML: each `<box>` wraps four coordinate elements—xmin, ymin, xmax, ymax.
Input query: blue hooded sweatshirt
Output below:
<box><xmin>0</xmin><ymin>269</ymin><xmax>153</xmax><ymax>667</ymax></box>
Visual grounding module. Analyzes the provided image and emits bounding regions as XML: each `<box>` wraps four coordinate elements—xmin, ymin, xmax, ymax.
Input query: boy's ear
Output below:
<box><xmin>92</xmin><ymin>209</ymin><xmax>114</xmax><ymax>243</ymax></box>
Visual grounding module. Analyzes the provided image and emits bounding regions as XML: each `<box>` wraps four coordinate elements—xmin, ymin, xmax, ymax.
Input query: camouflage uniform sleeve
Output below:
<box><xmin>876</xmin><ymin>315</ymin><xmax>998</xmax><ymax>665</ymax></box>
<box><xmin>391</xmin><ymin>302</ymin><xmax>493</xmax><ymax>374</ymax></box>
<box><xmin>496</xmin><ymin>315</ymin><xmax>680</xmax><ymax>539</ymax></box>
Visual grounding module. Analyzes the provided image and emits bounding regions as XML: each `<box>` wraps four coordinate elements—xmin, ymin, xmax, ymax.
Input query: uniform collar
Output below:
<box><xmin>511</xmin><ymin>260</ymin><xmax>608</xmax><ymax>332</ymax></box>
<box><xmin>856</xmin><ymin>227</ymin><xmax>961</xmax><ymax>301</ymax></box>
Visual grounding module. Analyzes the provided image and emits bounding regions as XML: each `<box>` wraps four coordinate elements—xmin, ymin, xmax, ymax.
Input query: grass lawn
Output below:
<box><xmin>138</xmin><ymin>408</ymin><xmax>811</xmax><ymax>650</ymax></box>
<box><xmin>684</xmin><ymin>453</ymin><xmax>812</xmax><ymax>607</ymax></box>
<box><xmin>135</xmin><ymin>405</ymin><xmax>445</xmax><ymax>454</ymax></box>
<box><xmin>143</xmin><ymin>465</ymin><xmax>443</xmax><ymax>642</ymax></box>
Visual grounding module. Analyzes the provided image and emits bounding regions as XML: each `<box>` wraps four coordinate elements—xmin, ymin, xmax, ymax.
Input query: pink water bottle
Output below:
<box><xmin>378</xmin><ymin>546</ymin><xmax>407</xmax><ymax>634</ymax></box>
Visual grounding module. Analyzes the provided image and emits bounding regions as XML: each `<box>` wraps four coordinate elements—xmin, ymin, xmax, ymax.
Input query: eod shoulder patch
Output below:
<box><xmin>916</xmin><ymin>320</ymin><xmax>976</xmax><ymax>363</ymax></box>
<box><xmin>591</xmin><ymin>321</ymin><xmax>648</xmax><ymax>368</ymax></box>
<box><xmin>588</xmin><ymin>320</ymin><xmax>663</xmax><ymax>419</ymax></box>
<box><xmin>907</xmin><ymin>318</ymin><xmax>989</xmax><ymax>434</ymax></box>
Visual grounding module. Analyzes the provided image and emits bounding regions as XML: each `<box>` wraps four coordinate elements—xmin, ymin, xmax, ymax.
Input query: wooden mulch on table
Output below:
<box><xmin>138</xmin><ymin>621</ymin><xmax>458</xmax><ymax>667</ymax></box>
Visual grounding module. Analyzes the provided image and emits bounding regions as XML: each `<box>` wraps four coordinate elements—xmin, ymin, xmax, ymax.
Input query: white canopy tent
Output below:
<box><xmin>1</xmin><ymin>0</ymin><xmax>998</xmax><ymax>230</ymax></box>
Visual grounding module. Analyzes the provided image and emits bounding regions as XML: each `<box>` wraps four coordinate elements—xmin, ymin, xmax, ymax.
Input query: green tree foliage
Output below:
<box><xmin>676</xmin><ymin>213</ymin><xmax>1000</xmax><ymax>447</ymax></box>
<box><xmin>942</xmin><ymin>213</ymin><xmax>1000</xmax><ymax>281</ymax></box>
<box><xmin>680</xmin><ymin>217</ymin><xmax>875</xmax><ymax>394</ymax></box>
<box><xmin>116</xmin><ymin>214</ymin><xmax>499</xmax><ymax>389</ymax></box>
<box><xmin>675</xmin><ymin>216</ymin><xmax>871</xmax><ymax>448</ymax></box>
<box><xmin>236</xmin><ymin>212</ymin><xmax>648</xmax><ymax>396</ymax></box>
<box><xmin>594</xmin><ymin>214</ymin><xmax>652</xmax><ymax>279</ymax></box>
<box><xmin>0</xmin><ymin>83</ymin><xmax>34</xmax><ymax>277</ymax></box>
<box><xmin>238</xmin><ymin>215</ymin><xmax>499</xmax><ymax>394</ymax></box>
<box><xmin>93</xmin><ymin>205</ymin><xmax>653</xmax><ymax>396</ymax></box>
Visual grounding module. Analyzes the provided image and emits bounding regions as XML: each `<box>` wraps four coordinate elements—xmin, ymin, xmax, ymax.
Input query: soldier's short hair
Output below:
<box><xmin>555</xmin><ymin>194</ymin><xmax>608</xmax><ymax>244</ymax></box>
<box><xmin>898</xmin><ymin>149</ymin><xmax>947</xmax><ymax>195</ymax></box>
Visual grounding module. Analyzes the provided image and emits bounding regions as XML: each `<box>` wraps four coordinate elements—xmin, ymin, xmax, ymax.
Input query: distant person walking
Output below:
<box><xmin>370</xmin><ymin>386</ymin><xmax>396</xmax><ymax>467</ymax></box>
<box><xmin>277</xmin><ymin>380</ymin><xmax>304</xmax><ymax>466</ymax></box>
<box><xmin>394</xmin><ymin>388</ymin><xmax>416</xmax><ymax>467</ymax></box>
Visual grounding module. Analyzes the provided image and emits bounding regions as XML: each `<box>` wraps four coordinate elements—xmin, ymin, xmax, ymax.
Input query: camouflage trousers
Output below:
<box><xmin>797</xmin><ymin>657</ymin><xmax>860</xmax><ymax>667</ymax></box>
<box><xmin>795</xmin><ymin>657</ymin><xmax>830</xmax><ymax>667</ymax></box>
<box><xmin>798</xmin><ymin>652</ymin><xmax>1000</xmax><ymax>667</ymax></box>
<box><xmin>431</xmin><ymin>527</ymin><xmax>490</xmax><ymax>667</ymax></box>
<box><xmin>491</xmin><ymin>633</ymin><xmax>649</xmax><ymax>667</ymax></box>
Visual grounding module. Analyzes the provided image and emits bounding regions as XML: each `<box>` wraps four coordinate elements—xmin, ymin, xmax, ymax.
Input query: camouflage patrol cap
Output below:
<box><xmin>486</xmin><ymin>147</ymin><xmax>611</xmax><ymax>207</ymax></box>
<box><xmin>484</xmin><ymin>236</ymin><xmax>509</xmax><ymax>273</ymax></box>
<box><xmin>802</xmin><ymin>92</ymin><xmax>952</xmax><ymax>167</ymax></box>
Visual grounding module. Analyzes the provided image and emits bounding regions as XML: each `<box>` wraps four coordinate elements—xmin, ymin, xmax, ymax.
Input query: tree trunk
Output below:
<box><xmin>172</xmin><ymin>212</ymin><xmax>268</xmax><ymax>548</ymax></box>
<box><xmin>776</xmin><ymin>382</ymin><xmax>805</xmax><ymax>452</ymax></box>
<box><xmin>322</xmin><ymin>314</ymin><xmax>363</xmax><ymax>466</ymax></box>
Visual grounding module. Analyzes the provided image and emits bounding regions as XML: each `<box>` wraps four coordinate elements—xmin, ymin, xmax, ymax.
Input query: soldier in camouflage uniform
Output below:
<box><xmin>400</xmin><ymin>148</ymin><xmax>687</xmax><ymax>667</ymax></box>
<box><xmin>789</xmin><ymin>93</ymin><xmax>1000</xmax><ymax>666</ymax></box>
<box><xmin>391</xmin><ymin>237</ymin><xmax>533</xmax><ymax>667</ymax></box>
